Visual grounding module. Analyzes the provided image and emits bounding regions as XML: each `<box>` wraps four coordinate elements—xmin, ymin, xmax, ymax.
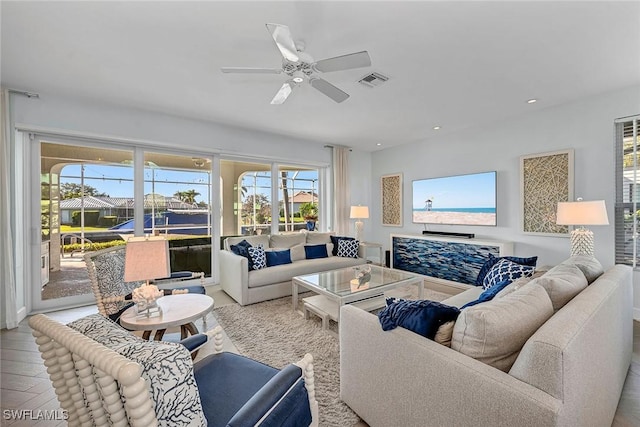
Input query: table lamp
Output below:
<box><xmin>556</xmin><ymin>199</ymin><xmax>609</xmax><ymax>256</ymax></box>
<box><xmin>124</xmin><ymin>236</ymin><xmax>171</xmax><ymax>317</ymax></box>
<box><xmin>350</xmin><ymin>205</ymin><xmax>369</xmax><ymax>242</ymax></box>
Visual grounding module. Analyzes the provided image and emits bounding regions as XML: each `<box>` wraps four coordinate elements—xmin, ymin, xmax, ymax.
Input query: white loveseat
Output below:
<box><xmin>220</xmin><ymin>232</ymin><xmax>366</xmax><ymax>306</ymax></box>
<box><xmin>340</xmin><ymin>256</ymin><xmax>633</xmax><ymax>427</ymax></box>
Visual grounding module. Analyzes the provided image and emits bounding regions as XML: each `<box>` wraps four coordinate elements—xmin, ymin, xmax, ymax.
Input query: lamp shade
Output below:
<box><xmin>556</xmin><ymin>200</ymin><xmax>609</xmax><ymax>226</ymax></box>
<box><xmin>124</xmin><ymin>236</ymin><xmax>171</xmax><ymax>282</ymax></box>
<box><xmin>350</xmin><ymin>205</ymin><xmax>370</xmax><ymax>219</ymax></box>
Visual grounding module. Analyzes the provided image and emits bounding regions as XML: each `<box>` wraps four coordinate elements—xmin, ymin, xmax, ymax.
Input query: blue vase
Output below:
<box><xmin>306</xmin><ymin>221</ymin><xmax>316</xmax><ymax>231</ymax></box>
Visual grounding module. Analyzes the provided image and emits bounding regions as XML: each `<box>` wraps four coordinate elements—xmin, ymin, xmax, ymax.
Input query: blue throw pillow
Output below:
<box><xmin>475</xmin><ymin>254</ymin><xmax>538</xmax><ymax>286</ymax></box>
<box><xmin>304</xmin><ymin>244</ymin><xmax>328</xmax><ymax>259</ymax></box>
<box><xmin>230</xmin><ymin>239</ymin><xmax>254</xmax><ymax>270</ymax></box>
<box><xmin>329</xmin><ymin>235</ymin><xmax>355</xmax><ymax>256</ymax></box>
<box><xmin>266</xmin><ymin>249</ymin><xmax>292</xmax><ymax>267</ymax></box>
<box><xmin>247</xmin><ymin>245</ymin><xmax>267</xmax><ymax>270</ymax></box>
<box><xmin>378</xmin><ymin>298</ymin><xmax>460</xmax><ymax>340</ymax></box>
<box><xmin>460</xmin><ymin>279</ymin><xmax>511</xmax><ymax>309</ymax></box>
<box><xmin>482</xmin><ymin>258</ymin><xmax>535</xmax><ymax>289</ymax></box>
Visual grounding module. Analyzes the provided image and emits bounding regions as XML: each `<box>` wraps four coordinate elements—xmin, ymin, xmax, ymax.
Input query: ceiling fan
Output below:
<box><xmin>221</xmin><ymin>23</ymin><xmax>372</xmax><ymax>104</ymax></box>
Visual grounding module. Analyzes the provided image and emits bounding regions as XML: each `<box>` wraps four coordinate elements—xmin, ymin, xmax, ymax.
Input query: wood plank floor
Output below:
<box><xmin>2</xmin><ymin>296</ymin><xmax>639</xmax><ymax>426</ymax></box>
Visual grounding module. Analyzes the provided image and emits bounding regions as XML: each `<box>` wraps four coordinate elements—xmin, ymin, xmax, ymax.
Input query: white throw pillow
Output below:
<box><xmin>451</xmin><ymin>283</ymin><xmax>554</xmax><ymax>372</ymax></box>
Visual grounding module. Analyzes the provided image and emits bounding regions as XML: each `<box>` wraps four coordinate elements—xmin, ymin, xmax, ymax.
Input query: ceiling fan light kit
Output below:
<box><xmin>221</xmin><ymin>23</ymin><xmax>372</xmax><ymax>104</ymax></box>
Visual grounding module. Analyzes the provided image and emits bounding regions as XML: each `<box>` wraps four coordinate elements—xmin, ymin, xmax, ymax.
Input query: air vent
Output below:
<box><xmin>358</xmin><ymin>72</ymin><xmax>389</xmax><ymax>88</ymax></box>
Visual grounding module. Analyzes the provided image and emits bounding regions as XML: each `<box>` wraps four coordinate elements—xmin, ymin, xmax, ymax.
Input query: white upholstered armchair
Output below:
<box><xmin>29</xmin><ymin>313</ymin><xmax>319</xmax><ymax>427</ymax></box>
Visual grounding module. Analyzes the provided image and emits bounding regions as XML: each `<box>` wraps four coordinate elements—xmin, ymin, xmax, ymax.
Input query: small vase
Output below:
<box><xmin>306</xmin><ymin>220</ymin><xmax>316</xmax><ymax>231</ymax></box>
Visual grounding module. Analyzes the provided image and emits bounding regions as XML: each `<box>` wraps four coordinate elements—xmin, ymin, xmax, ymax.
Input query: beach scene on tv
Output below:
<box><xmin>412</xmin><ymin>171</ymin><xmax>497</xmax><ymax>226</ymax></box>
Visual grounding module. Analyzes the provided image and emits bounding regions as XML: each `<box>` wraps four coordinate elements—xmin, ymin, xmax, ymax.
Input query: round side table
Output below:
<box><xmin>120</xmin><ymin>293</ymin><xmax>214</xmax><ymax>341</ymax></box>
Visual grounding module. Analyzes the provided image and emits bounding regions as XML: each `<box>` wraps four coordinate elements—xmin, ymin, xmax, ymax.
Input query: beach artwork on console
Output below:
<box><xmin>412</xmin><ymin>171</ymin><xmax>497</xmax><ymax>226</ymax></box>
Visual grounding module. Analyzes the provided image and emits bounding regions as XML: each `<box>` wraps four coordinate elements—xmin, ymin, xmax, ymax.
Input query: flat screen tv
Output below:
<box><xmin>412</xmin><ymin>171</ymin><xmax>497</xmax><ymax>226</ymax></box>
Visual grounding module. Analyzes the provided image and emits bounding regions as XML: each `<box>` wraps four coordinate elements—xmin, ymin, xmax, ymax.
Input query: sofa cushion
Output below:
<box><xmin>476</xmin><ymin>254</ymin><xmax>538</xmax><ymax>286</ymax></box>
<box><xmin>451</xmin><ymin>283</ymin><xmax>554</xmax><ymax>372</ymax></box>
<box><xmin>378</xmin><ymin>297</ymin><xmax>460</xmax><ymax>340</ymax></box>
<box><xmin>529</xmin><ymin>263</ymin><xmax>588</xmax><ymax>311</ymax></box>
<box><xmin>305</xmin><ymin>232</ymin><xmax>334</xmax><ymax>245</ymax></box>
<box><xmin>270</xmin><ymin>233</ymin><xmax>306</xmax><ymax>249</ymax></box>
<box><xmin>330</xmin><ymin>235</ymin><xmax>356</xmax><ymax>256</ymax></box>
<box><xmin>337</xmin><ymin>239</ymin><xmax>360</xmax><ymax>258</ymax></box>
<box><xmin>248</xmin><ymin>246</ymin><xmax>267</xmax><ymax>270</ymax></box>
<box><xmin>561</xmin><ymin>255</ymin><xmax>604</xmax><ymax>284</ymax></box>
<box><xmin>482</xmin><ymin>258</ymin><xmax>535</xmax><ymax>289</ymax></box>
<box><xmin>266</xmin><ymin>249</ymin><xmax>292</xmax><ymax>267</ymax></box>
<box><xmin>289</xmin><ymin>244</ymin><xmax>306</xmax><ymax>262</ymax></box>
<box><xmin>441</xmin><ymin>287</ymin><xmax>484</xmax><ymax>308</ymax></box>
<box><xmin>304</xmin><ymin>244</ymin><xmax>328</xmax><ymax>259</ymax></box>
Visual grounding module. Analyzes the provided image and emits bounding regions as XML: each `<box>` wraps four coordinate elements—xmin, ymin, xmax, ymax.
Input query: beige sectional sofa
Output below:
<box><xmin>340</xmin><ymin>256</ymin><xmax>633</xmax><ymax>427</ymax></box>
<box><xmin>220</xmin><ymin>232</ymin><xmax>366</xmax><ymax>306</ymax></box>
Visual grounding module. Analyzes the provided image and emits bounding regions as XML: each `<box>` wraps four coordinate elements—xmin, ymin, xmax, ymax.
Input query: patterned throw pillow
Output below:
<box><xmin>230</xmin><ymin>239</ymin><xmax>254</xmax><ymax>270</ymax></box>
<box><xmin>337</xmin><ymin>239</ymin><xmax>359</xmax><ymax>258</ymax></box>
<box><xmin>475</xmin><ymin>254</ymin><xmax>538</xmax><ymax>286</ymax></box>
<box><xmin>330</xmin><ymin>235</ymin><xmax>356</xmax><ymax>256</ymax></box>
<box><xmin>247</xmin><ymin>245</ymin><xmax>267</xmax><ymax>270</ymax></box>
<box><xmin>482</xmin><ymin>258</ymin><xmax>535</xmax><ymax>290</ymax></box>
<box><xmin>68</xmin><ymin>313</ymin><xmax>141</xmax><ymax>347</ymax></box>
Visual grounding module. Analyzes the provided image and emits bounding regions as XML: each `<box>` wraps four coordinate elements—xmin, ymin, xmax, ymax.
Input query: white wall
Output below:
<box><xmin>370</xmin><ymin>85</ymin><xmax>640</xmax><ymax>314</ymax></box>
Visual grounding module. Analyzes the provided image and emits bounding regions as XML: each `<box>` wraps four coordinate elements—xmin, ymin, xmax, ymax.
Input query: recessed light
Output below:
<box><xmin>527</xmin><ymin>99</ymin><xmax>537</xmax><ymax>104</ymax></box>
<box><xmin>376</xmin><ymin>143</ymin><xmax>382</xmax><ymax>146</ymax></box>
<box><xmin>433</xmin><ymin>126</ymin><xmax>441</xmax><ymax>130</ymax></box>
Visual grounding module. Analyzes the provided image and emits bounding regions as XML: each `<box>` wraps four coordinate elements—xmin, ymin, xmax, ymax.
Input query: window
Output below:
<box><xmin>615</xmin><ymin>115</ymin><xmax>640</xmax><ymax>266</ymax></box>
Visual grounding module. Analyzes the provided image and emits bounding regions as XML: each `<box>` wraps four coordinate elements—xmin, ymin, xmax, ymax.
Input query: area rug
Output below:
<box><xmin>212</xmin><ymin>288</ymin><xmax>451</xmax><ymax>427</ymax></box>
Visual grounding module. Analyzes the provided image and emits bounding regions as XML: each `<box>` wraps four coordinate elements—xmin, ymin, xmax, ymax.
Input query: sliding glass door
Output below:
<box><xmin>34</xmin><ymin>139</ymin><xmax>213</xmax><ymax>312</ymax></box>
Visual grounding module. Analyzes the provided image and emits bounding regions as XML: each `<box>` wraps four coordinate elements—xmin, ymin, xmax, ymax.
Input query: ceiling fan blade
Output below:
<box><xmin>313</xmin><ymin>51</ymin><xmax>371</xmax><ymax>73</ymax></box>
<box><xmin>266</xmin><ymin>23</ymin><xmax>299</xmax><ymax>63</ymax></box>
<box><xmin>270</xmin><ymin>81</ymin><xmax>294</xmax><ymax>105</ymax></box>
<box><xmin>309</xmin><ymin>78</ymin><xmax>349</xmax><ymax>103</ymax></box>
<box><xmin>221</xmin><ymin>67</ymin><xmax>282</xmax><ymax>74</ymax></box>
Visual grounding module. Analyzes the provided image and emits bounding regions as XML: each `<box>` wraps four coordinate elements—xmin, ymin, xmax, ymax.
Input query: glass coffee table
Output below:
<box><xmin>292</xmin><ymin>265</ymin><xmax>423</xmax><ymax>329</ymax></box>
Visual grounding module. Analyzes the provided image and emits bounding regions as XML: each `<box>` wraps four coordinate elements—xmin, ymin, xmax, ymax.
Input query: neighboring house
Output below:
<box><xmin>59</xmin><ymin>195</ymin><xmax>198</xmax><ymax>224</ymax></box>
<box><xmin>290</xmin><ymin>191</ymin><xmax>318</xmax><ymax>214</ymax></box>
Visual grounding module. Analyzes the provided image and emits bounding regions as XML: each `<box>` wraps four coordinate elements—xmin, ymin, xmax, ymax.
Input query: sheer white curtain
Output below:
<box><xmin>332</xmin><ymin>146</ymin><xmax>350</xmax><ymax>235</ymax></box>
<box><xmin>1</xmin><ymin>89</ymin><xmax>18</xmax><ymax>329</ymax></box>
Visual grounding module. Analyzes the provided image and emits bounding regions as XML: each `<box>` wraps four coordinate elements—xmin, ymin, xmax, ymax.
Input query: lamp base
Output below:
<box><xmin>570</xmin><ymin>227</ymin><xmax>594</xmax><ymax>256</ymax></box>
<box><xmin>355</xmin><ymin>220</ymin><xmax>364</xmax><ymax>242</ymax></box>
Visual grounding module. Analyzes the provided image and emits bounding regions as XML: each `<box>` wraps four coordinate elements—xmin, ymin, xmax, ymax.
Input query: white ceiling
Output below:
<box><xmin>2</xmin><ymin>1</ymin><xmax>639</xmax><ymax>152</ymax></box>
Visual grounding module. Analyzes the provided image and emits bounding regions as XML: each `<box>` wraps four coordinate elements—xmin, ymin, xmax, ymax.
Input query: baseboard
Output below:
<box><xmin>634</xmin><ymin>307</ymin><xmax>640</xmax><ymax>321</ymax></box>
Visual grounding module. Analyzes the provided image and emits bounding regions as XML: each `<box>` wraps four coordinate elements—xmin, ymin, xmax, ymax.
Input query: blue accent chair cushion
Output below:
<box><xmin>304</xmin><ymin>244</ymin><xmax>328</xmax><ymax>259</ymax></box>
<box><xmin>230</xmin><ymin>239</ymin><xmax>254</xmax><ymax>270</ymax></box>
<box><xmin>330</xmin><ymin>235</ymin><xmax>355</xmax><ymax>256</ymax></box>
<box><xmin>194</xmin><ymin>352</ymin><xmax>312</xmax><ymax>427</ymax></box>
<box><xmin>460</xmin><ymin>279</ymin><xmax>511</xmax><ymax>309</ymax></box>
<box><xmin>378</xmin><ymin>298</ymin><xmax>460</xmax><ymax>340</ymax></box>
<box><xmin>266</xmin><ymin>249</ymin><xmax>293</xmax><ymax>267</ymax></box>
<box><xmin>476</xmin><ymin>254</ymin><xmax>538</xmax><ymax>286</ymax></box>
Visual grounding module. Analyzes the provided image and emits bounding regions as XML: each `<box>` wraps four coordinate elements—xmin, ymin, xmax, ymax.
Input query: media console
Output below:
<box><xmin>390</xmin><ymin>234</ymin><xmax>514</xmax><ymax>293</ymax></box>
